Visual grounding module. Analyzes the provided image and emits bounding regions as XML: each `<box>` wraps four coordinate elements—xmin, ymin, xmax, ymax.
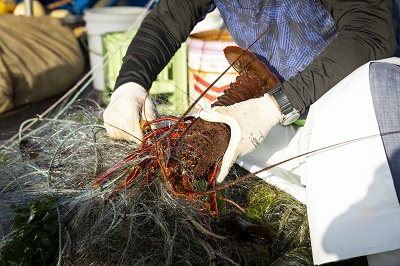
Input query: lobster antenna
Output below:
<box><xmin>157</xmin><ymin>27</ymin><xmax>271</xmax><ymax>144</ymax></box>
<box><xmin>209</xmin><ymin>129</ymin><xmax>400</xmax><ymax>192</ymax></box>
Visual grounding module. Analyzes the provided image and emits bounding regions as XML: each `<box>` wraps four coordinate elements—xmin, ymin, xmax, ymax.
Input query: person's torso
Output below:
<box><xmin>215</xmin><ymin>0</ymin><xmax>400</xmax><ymax>80</ymax></box>
<box><xmin>214</xmin><ymin>0</ymin><xmax>337</xmax><ymax>81</ymax></box>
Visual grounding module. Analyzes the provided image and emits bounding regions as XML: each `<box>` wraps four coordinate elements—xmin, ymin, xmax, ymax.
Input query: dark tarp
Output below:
<box><xmin>0</xmin><ymin>14</ymin><xmax>84</xmax><ymax>114</ymax></box>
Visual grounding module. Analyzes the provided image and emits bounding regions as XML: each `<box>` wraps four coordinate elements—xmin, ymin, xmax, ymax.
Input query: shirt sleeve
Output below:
<box><xmin>115</xmin><ymin>0</ymin><xmax>215</xmax><ymax>91</ymax></box>
<box><xmin>283</xmin><ymin>0</ymin><xmax>397</xmax><ymax>113</ymax></box>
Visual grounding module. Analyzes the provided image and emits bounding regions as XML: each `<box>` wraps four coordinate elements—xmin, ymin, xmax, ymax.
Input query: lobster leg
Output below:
<box><xmin>206</xmin><ymin>162</ymin><xmax>220</xmax><ymax>217</ymax></box>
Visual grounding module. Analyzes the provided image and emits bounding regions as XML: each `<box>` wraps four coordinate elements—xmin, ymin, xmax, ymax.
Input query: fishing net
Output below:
<box><xmin>0</xmin><ymin>94</ymin><xmax>312</xmax><ymax>265</ymax></box>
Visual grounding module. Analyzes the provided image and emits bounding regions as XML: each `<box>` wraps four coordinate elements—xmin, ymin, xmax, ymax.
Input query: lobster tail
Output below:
<box><xmin>212</xmin><ymin>46</ymin><xmax>280</xmax><ymax>107</ymax></box>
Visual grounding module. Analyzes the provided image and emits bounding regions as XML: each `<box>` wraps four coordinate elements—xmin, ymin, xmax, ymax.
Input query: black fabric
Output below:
<box><xmin>114</xmin><ymin>0</ymin><xmax>214</xmax><ymax>90</ymax></box>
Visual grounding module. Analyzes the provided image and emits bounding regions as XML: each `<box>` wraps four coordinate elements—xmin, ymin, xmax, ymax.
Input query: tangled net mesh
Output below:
<box><xmin>0</xmin><ymin>94</ymin><xmax>312</xmax><ymax>265</ymax></box>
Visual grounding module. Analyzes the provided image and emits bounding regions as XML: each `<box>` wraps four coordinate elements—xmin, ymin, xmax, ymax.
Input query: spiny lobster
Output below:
<box><xmin>94</xmin><ymin>46</ymin><xmax>280</xmax><ymax>217</ymax></box>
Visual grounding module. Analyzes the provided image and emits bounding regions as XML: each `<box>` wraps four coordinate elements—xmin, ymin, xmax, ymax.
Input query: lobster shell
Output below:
<box><xmin>174</xmin><ymin>46</ymin><xmax>280</xmax><ymax>179</ymax></box>
<box><xmin>212</xmin><ymin>46</ymin><xmax>280</xmax><ymax>107</ymax></box>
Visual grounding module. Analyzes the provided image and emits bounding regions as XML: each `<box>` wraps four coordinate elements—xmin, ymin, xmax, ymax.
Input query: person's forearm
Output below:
<box><xmin>283</xmin><ymin>0</ymin><xmax>397</xmax><ymax>113</ymax></box>
<box><xmin>115</xmin><ymin>0</ymin><xmax>214</xmax><ymax>91</ymax></box>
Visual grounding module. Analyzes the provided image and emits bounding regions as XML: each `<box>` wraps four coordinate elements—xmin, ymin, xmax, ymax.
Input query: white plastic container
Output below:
<box><xmin>84</xmin><ymin>7</ymin><xmax>147</xmax><ymax>91</ymax></box>
<box><xmin>191</xmin><ymin>8</ymin><xmax>225</xmax><ymax>34</ymax></box>
<box><xmin>187</xmin><ymin>29</ymin><xmax>237</xmax><ymax>111</ymax></box>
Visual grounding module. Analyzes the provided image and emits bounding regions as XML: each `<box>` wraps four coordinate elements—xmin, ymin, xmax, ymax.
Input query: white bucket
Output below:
<box><xmin>187</xmin><ymin>29</ymin><xmax>237</xmax><ymax>111</ymax></box>
<box><xmin>84</xmin><ymin>7</ymin><xmax>147</xmax><ymax>91</ymax></box>
<box><xmin>191</xmin><ymin>8</ymin><xmax>225</xmax><ymax>34</ymax></box>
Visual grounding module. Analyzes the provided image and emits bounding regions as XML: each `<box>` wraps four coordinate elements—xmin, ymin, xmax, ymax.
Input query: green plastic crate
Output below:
<box><xmin>102</xmin><ymin>30</ymin><xmax>189</xmax><ymax>115</ymax></box>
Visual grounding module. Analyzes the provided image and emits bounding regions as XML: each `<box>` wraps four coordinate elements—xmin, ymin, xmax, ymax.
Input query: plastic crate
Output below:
<box><xmin>102</xmin><ymin>30</ymin><xmax>188</xmax><ymax>115</ymax></box>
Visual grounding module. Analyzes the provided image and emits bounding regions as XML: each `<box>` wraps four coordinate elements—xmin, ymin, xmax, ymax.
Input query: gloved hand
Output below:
<box><xmin>199</xmin><ymin>95</ymin><xmax>282</xmax><ymax>182</ymax></box>
<box><xmin>103</xmin><ymin>82</ymin><xmax>156</xmax><ymax>144</ymax></box>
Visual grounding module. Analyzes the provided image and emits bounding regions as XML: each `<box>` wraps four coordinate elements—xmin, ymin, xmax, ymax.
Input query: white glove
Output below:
<box><xmin>103</xmin><ymin>82</ymin><xmax>156</xmax><ymax>143</ymax></box>
<box><xmin>199</xmin><ymin>95</ymin><xmax>282</xmax><ymax>182</ymax></box>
